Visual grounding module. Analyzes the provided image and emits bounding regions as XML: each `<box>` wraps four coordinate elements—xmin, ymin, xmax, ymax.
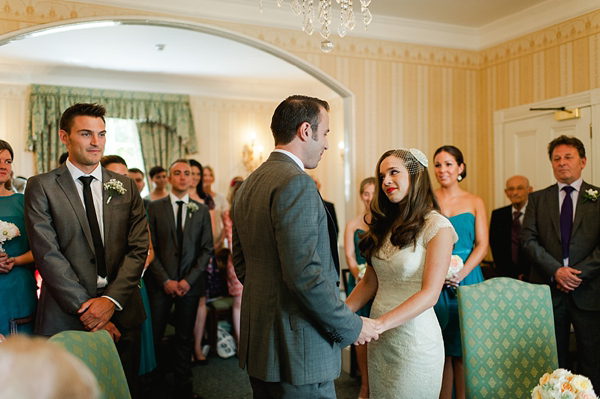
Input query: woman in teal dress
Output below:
<box><xmin>0</xmin><ymin>140</ymin><xmax>37</xmax><ymax>336</ymax></box>
<box><xmin>432</xmin><ymin>146</ymin><xmax>488</xmax><ymax>399</ymax></box>
<box><xmin>344</xmin><ymin>177</ymin><xmax>376</xmax><ymax>399</ymax></box>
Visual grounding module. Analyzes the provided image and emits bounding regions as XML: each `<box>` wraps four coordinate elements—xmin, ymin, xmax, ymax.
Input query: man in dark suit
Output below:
<box><xmin>232</xmin><ymin>95</ymin><xmax>380</xmax><ymax>399</ymax></box>
<box><xmin>489</xmin><ymin>175</ymin><xmax>533</xmax><ymax>280</ymax></box>
<box><xmin>311</xmin><ymin>175</ymin><xmax>340</xmax><ymax>237</ymax></box>
<box><xmin>522</xmin><ymin>135</ymin><xmax>600</xmax><ymax>388</ymax></box>
<box><xmin>146</xmin><ymin>159</ymin><xmax>213</xmax><ymax>399</ymax></box>
<box><xmin>25</xmin><ymin>103</ymin><xmax>149</xmax><ymax>398</ymax></box>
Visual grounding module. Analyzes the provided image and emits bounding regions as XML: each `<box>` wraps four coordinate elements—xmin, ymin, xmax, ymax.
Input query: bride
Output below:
<box><xmin>346</xmin><ymin>148</ymin><xmax>457</xmax><ymax>398</ymax></box>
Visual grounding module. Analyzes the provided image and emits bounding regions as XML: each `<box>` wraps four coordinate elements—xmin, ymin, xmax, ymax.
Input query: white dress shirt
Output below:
<box><xmin>169</xmin><ymin>192</ymin><xmax>190</xmax><ymax>230</ymax></box>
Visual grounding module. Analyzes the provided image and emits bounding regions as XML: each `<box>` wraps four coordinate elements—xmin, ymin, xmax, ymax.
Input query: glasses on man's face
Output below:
<box><xmin>506</xmin><ymin>186</ymin><xmax>528</xmax><ymax>193</ymax></box>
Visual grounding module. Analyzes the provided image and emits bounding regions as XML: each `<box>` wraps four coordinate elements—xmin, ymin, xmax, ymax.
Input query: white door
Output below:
<box><xmin>503</xmin><ymin>106</ymin><xmax>593</xmax><ymax>194</ymax></box>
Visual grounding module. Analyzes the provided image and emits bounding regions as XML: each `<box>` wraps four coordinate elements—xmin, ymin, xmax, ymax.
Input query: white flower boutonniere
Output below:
<box><xmin>187</xmin><ymin>202</ymin><xmax>199</xmax><ymax>218</ymax></box>
<box><xmin>583</xmin><ymin>188</ymin><xmax>599</xmax><ymax>203</ymax></box>
<box><xmin>103</xmin><ymin>179</ymin><xmax>126</xmax><ymax>204</ymax></box>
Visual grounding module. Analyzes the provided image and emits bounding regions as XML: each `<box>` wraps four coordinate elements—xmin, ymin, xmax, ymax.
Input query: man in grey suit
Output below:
<box><xmin>232</xmin><ymin>95</ymin><xmax>380</xmax><ymax>398</ymax></box>
<box><xmin>25</xmin><ymin>103</ymin><xmax>149</xmax><ymax>398</ymax></box>
<box><xmin>146</xmin><ymin>159</ymin><xmax>213</xmax><ymax>399</ymax></box>
<box><xmin>522</xmin><ymin>135</ymin><xmax>600</xmax><ymax>388</ymax></box>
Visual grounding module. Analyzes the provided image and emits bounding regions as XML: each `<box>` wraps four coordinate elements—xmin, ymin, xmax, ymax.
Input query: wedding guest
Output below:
<box><xmin>24</xmin><ymin>103</ymin><xmax>148</xmax><ymax>398</ymax></box>
<box><xmin>222</xmin><ymin>176</ymin><xmax>244</xmax><ymax>347</ymax></box>
<box><xmin>312</xmin><ymin>175</ymin><xmax>340</xmax><ymax>237</ymax></box>
<box><xmin>232</xmin><ymin>95</ymin><xmax>377</xmax><ymax>398</ymax></box>
<box><xmin>347</xmin><ymin>148</ymin><xmax>456</xmax><ymax>398</ymax></box>
<box><xmin>58</xmin><ymin>151</ymin><xmax>69</xmax><ymax>166</ymax></box>
<box><xmin>128</xmin><ymin>167</ymin><xmax>149</xmax><ymax>209</ymax></box>
<box><xmin>343</xmin><ymin>176</ymin><xmax>376</xmax><ymax>399</ymax></box>
<box><xmin>188</xmin><ymin>159</ymin><xmax>216</xmax><ymax>364</ymax></box>
<box><xmin>147</xmin><ymin>166</ymin><xmax>169</xmax><ymax>202</ymax></box>
<box><xmin>202</xmin><ymin>165</ymin><xmax>228</xmax><ymax>250</ymax></box>
<box><xmin>489</xmin><ymin>175</ymin><xmax>533</xmax><ymax>280</ymax></box>
<box><xmin>0</xmin><ymin>335</ymin><xmax>100</xmax><ymax>399</ymax></box>
<box><xmin>0</xmin><ymin>140</ymin><xmax>37</xmax><ymax>336</ymax></box>
<box><xmin>522</xmin><ymin>135</ymin><xmax>600</xmax><ymax>389</ymax></box>
<box><xmin>146</xmin><ymin>159</ymin><xmax>213</xmax><ymax>399</ymax></box>
<box><xmin>101</xmin><ymin>155</ymin><xmax>157</xmax><ymax>377</ymax></box>
<box><xmin>432</xmin><ymin>145</ymin><xmax>488</xmax><ymax>399</ymax></box>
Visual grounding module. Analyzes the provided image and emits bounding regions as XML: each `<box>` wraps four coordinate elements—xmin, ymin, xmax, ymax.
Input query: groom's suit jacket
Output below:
<box><xmin>231</xmin><ymin>152</ymin><xmax>363</xmax><ymax>385</ymax></box>
<box><xmin>521</xmin><ymin>181</ymin><xmax>600</xmax><ymax>310</ymax></box>
<box><xmin>146</xmin><ymin>196</ymin><xmax>213</xmax><ymax>295</ymax></box>
<box><xmin>25</xmin><ymin>164</ymin><xmax>148</xmax><ymax>335</ymax></box>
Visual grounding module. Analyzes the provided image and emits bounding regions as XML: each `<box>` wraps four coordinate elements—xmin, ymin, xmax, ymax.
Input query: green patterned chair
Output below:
<box><xmin>457</xmin><ymin>277</ymin><xmax>558</xmax><ymax>399</ymax></box>
<box><xmin>49</xmin><ymin>330</ymin><xmax>131</xmax><ymax>399</ymax></box>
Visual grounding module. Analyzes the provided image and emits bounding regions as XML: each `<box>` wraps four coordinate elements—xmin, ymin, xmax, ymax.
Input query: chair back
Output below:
<box><xmin>457</xmin><ymin>277</ymin><xmax>558</xmax><ymax>398</ymax></box>
<box><xmin>49</xmin><ymin>330</ymin><xmax>131</xmax><ymax>399</ymax></box>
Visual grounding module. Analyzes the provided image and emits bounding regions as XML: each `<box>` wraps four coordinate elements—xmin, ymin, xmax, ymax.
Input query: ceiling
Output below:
<box><xmin>0</xmin><ymin>0</ymin><xmax>596</xmax><ymax>101</ymax></box>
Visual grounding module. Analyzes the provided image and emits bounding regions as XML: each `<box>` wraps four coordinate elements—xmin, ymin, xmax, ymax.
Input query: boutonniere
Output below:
<box><xmin>103</xmin><ymin>179</ymin><xmax>126</xmax><ymax>204</ymax></box>
<box><xmin>187</xmin><ymin>202</ymin><xmax>199</xmax><ymax>218</ymax></box>
<box><xmin>583</xmin><ymin>188</ymin><xmax>599</xmax><ymax>203</ymax></box>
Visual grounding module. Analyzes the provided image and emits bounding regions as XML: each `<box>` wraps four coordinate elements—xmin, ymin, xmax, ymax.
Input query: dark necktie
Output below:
<box><xmin>511</xmin><ymin>211</ymin><xmax>522</xmax><ymax>265</ymax></box>
<box><xmin>79</xmin><ymin>176</ymin><xmax>106</xmax><ymax>277</ymax></box>
<box><xmin>176</xmin><ymin>200</ymin><xmax>184</xmax><ymax>252</ymax></box>
<box><xmin>560</xmin><ymin>186</ymin><xmax>575</xmax><ymax>261</ymax></box>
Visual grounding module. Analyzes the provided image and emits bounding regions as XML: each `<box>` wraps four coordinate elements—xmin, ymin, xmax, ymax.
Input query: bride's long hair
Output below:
<box><xmin>359</xmin><ymin>149</ymin><xmax>439</xmax><ymax>264</ymax></box>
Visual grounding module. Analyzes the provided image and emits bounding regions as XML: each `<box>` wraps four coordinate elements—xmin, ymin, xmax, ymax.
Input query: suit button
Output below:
<box><xmin>90</xmin><ymin>258</ymin><xmax>95</xmax><ymax>264</ymax></box>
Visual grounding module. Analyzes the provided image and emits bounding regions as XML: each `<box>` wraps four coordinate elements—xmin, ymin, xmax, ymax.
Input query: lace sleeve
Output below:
<box><xmin>421</xmin><ymin>212</ymin><xmax>458</xmax><ymax>246</ymax></box>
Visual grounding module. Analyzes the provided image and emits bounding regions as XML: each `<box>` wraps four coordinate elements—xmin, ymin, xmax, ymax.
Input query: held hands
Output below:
<box><xmin>354</xmin><ymin>317</ymin><xmax>382</xmax><ymax>346</ymax></box>
<box><xmin>0</xmin><ymin>252</ymin><xmax>15</xmax><ymax>274</ymax></box>
<box><xmin>163</xmin><ymin>279</ymin><xmax>190</xmax><ymax>297</ymax></box>
<box><xmin>78</xmin><ymin>297</ymin><xmax>116</xmax><ymax>331</ymax></box>
<box><xmin>555</xmin><ymin>267</ymin><xmax>582</xmax><ymax>293</ymax></box>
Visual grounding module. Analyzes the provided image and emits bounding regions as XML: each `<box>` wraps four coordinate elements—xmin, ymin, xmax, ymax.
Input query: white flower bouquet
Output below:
<box><xmin>446</xmin><ymin>254</ymin><xmax>464</xmax><ymax>280</ymax></box>
<box><xmin>0</xmin><ymin>220</ymin><xmax>20</xmax><ymax>252</ymax></box>
<box><xmin>532</xmin><ymin>369</ymin><xmax>597</xmax><ymax>399</ymax></box>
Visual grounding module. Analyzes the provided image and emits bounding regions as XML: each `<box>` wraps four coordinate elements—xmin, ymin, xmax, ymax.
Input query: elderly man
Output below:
<box><xmin>489</xmin><ymin>175</ymin><xmax>533</xmax><ymax>280</ymax></box>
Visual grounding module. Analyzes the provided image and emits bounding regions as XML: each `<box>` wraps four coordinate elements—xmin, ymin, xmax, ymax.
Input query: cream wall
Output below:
<box><xmin>1</xmin><ymin>0</ymin><xmax>600</xmax><ymax>225</ymax></box>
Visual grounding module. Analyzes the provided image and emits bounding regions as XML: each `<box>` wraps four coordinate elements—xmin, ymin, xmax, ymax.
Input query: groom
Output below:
<box><xmin>232</xmin><ymin>95</ymin><xmax>380</xmax><ymax>398</ymax></box>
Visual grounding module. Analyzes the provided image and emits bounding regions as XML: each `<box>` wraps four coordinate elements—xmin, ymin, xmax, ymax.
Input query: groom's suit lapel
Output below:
<box><xmin>55</xmin><ymin>165</ymin><xmax>95</xmax><ymax>253</ymax></box>
<box><xmin>572</xmin><ymin>181</ymin><xmax>591</xmax><ymax>237</ymax></box>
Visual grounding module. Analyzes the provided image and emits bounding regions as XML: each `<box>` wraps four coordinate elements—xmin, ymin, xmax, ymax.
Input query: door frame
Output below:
<box><xmin>493</xmin><ymin>88</ymin><xmax>600</xmax><ymax>208</ymax></box>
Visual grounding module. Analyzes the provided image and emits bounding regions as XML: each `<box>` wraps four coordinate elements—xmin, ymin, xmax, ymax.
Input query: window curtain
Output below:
<box><xmin>28</xmin><ymin>84</ymin><xmax>197</xmax><ymax>173</ymax></box>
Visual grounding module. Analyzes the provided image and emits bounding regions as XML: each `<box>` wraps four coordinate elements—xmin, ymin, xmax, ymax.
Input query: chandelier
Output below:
<box><xmin>259</xmin><ymin>0</ymin><xmax>373</xmax><ymax>53</ymax></box>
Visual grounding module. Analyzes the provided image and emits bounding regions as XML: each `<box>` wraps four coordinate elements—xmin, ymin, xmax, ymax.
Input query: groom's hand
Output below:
<box><xmin>78</xmin><ymin>297</ymin><xmax>116</xmax><ymax>331</ymax></box>
<box><xmin>354</xmin><ymin>317</ymin><xmax>380</xmax><ymax>345</ymax></box>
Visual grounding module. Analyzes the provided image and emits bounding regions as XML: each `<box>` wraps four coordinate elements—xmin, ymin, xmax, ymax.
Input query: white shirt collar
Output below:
<box><xmin>66</xmin><ymin>158</ymin><xmax>102</xmax><ymax>182</ymax></box>
<box><xmin>512</xmin><ymin>201</ymin><xmax>528</xmax><ymax>215</ymax></box>
<box><xmin>557</xmin><ymin>178</ymin><xmax>583</xmax><ymax>192</ymax></box>
<box><xmin>169</xmin><ymin>192</ymin><xmax>189</xmax><ymax>205</ymax></box>
<box><xmin>273</xmin><ymin>149</ymin><xmax>304</xmax><ymax>170</ymax></box>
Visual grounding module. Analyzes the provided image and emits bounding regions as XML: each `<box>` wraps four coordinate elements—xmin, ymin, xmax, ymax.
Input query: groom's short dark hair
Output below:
<box><xmin>59</xmin><ymin>103</ymin><xmax>106</xmax><ymax>134</ymax></box>
<box><xmin>271</xmin><ymin>95</ymin><xmax>329</xmax><ymax>146</ymax></box>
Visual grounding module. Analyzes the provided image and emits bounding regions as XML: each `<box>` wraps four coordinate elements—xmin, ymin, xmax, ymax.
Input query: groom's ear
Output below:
<box><xmin>297</xmin><ymin>121</ymin><xmax>311</xmax><ymax>143</ymax></box>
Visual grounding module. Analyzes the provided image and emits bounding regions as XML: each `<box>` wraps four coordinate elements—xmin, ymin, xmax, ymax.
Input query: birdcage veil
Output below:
<box><xmin>388</xmin><ymin>148</ymin><xmax>428</xmax><ymax>175</ymax></box>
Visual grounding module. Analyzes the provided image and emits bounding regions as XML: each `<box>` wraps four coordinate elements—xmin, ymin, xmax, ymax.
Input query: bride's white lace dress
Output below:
<box><xmin>368</xmin><ymin>211</ymin><xmax>457</xmax><ymax>399</ymax></box>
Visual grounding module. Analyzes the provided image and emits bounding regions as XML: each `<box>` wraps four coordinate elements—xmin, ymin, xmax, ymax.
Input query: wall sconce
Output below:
<box><xmin>242</xmin><ymin>132</ymin><xmax>264</xmax><ymax>173</ymax></box>
<box><xmin>338</xmin><ymin>141</ymin><xmax>345</xmax><ymax>161</ymax></box>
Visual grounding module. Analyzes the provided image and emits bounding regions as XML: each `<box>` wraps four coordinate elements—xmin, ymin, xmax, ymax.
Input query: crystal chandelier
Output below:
<box><xmin>259</xmin><ymin>0</ymin><xmax>373</xmax><ymax>53</ymax></box>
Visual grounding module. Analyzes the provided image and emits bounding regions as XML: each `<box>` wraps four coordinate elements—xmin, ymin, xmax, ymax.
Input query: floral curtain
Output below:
<box><xmin>137</xmin><ymin>122</ymin><xmax>183</xmax><ymax>183</ymax></box>
<box><xmin>28</xmin><ymin>84</ymin><xmax>196</xmax><ymax>173</ymax></box>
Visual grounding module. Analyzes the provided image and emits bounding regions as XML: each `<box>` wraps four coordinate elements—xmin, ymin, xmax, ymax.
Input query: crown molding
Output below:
<box><xmin>73</xmin><ymin>0</ymin><xmax>600</xmax><ymax>51</ymax></box>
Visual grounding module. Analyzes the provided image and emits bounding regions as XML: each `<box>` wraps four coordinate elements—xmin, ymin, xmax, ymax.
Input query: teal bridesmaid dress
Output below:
<box><xmin>0</xmin><ymin>194</ymin><xmax>37</xmax><ymax>336</ymax></box>
<box><xmin>345</xmin><ymin>229</ymin><xmax>372</xmax><ymax>317</ymax></box>
<box><xmin>433</xmin><ymin>213</ymin><xmax>483</xmax><ymax>357</ymax></box>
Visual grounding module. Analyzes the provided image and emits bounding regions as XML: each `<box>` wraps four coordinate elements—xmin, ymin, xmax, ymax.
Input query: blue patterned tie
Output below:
<box><xmin>560</xmin><ymin>186</ymin><xmax>575</xmax><ymax>261</ymax></box>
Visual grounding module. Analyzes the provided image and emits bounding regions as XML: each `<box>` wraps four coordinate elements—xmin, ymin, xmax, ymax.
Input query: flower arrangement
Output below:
<box><xmin>187</xmin><ymin>202</ymin><xmax>199</xmax><ymax>218</ymax></box>
<box><xmin>446</xmin><ymin>255</ymin><xmax>464</xmax><ymax>280</ymax></box>
<box><xmin>583</xmin><ymin>188</ymin><xmax>598</xmax><ymax>203</ymax></box>
<box><xmin>532</xmin><ymin>369</ymin><xmax>597</xmax><ymax>399</ymax></box>
<box><xmin>103</xmin><ymin>179</ymin><xmax>126</xmax><ymax>204</ymax></box>
<box><xmin>0</xmin><ymin>220</ymin><xmax>20</xmax><ymax>252</ymax></box>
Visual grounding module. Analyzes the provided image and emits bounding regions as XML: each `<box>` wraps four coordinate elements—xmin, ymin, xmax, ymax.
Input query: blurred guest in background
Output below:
<box><xmin>202</xmin><ymin>165</ymin><xmax>228</xmax><ymax>250</ymax></box>
<box><xmin>147</xmin><ymin>166</ymin><xmax>168</xmax><ymax>202</ymax></box>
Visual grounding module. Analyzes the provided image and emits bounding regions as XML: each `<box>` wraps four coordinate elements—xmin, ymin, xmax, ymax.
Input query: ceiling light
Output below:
<box><xmin>155</xmin><ymin>44</ymin><xmax>166</xmax><ymax>51</ymax></box>
<box><xmin>259</xmin><ymin>0</ymin><xmax>372</xmax><ymax>53</ymax></box>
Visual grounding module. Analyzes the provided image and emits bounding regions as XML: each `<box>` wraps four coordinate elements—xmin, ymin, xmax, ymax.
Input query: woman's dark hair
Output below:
<box><xmin>0</xmin><ymin>140</ymin><xmax>14</xmax><ymax>160</ymax></box>
<box><xmin>359</xmin><ymin>150</ymin><xmax>440</xmax><ymax>264</ymax></box>
<box><xmin>189</xmin><ymin>159</ymin><xmax>215</xmax><ymax>210</ymax></box>
<box><xmin>434</xmin><ymin>145</ymin><xmax>466</xmax><ymax>181</ymax></box>
<box><xmin>148</xmin><ymin>166</ymin><xmax>166</xmax><ymax>179</ymax></box>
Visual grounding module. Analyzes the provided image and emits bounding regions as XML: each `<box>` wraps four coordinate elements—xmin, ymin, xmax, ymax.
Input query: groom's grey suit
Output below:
<box><xmin>521</xmin><ymin>180</ymin><xmax>600</xmax><ymax>388</ymax></box>
<box><xmin>232</xmin><ymin>152</ymin><xmax>363</xmax><ymax>392</ymax></box>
